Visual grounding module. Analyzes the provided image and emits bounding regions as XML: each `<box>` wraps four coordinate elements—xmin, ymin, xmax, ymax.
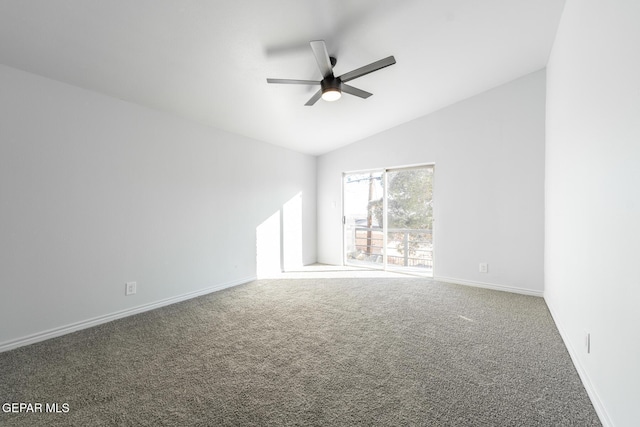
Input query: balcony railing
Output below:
<box><xmin>346</xmin><ymin>226</ymin><xmax>433</xmax><ymax>269</ymax></box>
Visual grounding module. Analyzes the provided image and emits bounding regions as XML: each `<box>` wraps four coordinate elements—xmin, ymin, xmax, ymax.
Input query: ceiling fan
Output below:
<box><xmin>267</xmin><ymin>40</ymin><xmax>396</xmax><ymax>106</ymax></box>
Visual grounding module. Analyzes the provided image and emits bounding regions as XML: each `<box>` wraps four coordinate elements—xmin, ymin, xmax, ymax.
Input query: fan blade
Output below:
<box><xmin>310</xmin><ymin>40</ymin><xmax>334</xmax><ymax>79</ymax></box>
<box><xmin>338</xmin><ymin>56</ymin><xmax>396</xmax><ymax>83</ymax></box>
<box><xmin>305</xmin><ymin>89</ymin><xmax>323</xmax><ymax>106</ymax></box>
<box><xmin>342</xmin><ymin>84</ymin><xmax>373</xmax><ymax>99</ymax></box>
<box><xmin>267</xmin><ymin>78</ymin><xmax>320</xmax><ymax>85</ymax></box>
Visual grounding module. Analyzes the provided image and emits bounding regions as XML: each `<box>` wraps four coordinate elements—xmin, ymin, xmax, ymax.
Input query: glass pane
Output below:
<box><xmin>386</xmin><ymin>167</ymin><xmax>433</xmax><ymax>274</ymax></box>
<box><xmin>344</xmin><ymin>172</ymin><xmax>384</xmax><ymax>268</ymax></box>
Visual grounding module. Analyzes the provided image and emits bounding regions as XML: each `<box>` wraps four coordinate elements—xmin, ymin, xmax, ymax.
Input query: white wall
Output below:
<box><xmin>0</xmin><ymin>64</ymin><xmax>316</xmax><ymax>349</ymax></box>
<box><xmin>545</xmin><ymin>1</ymin><xmax>640</xmax><ymax>426</ymax></box>
<box><xmin>317</xmin><ymin>70</ymin><xmax>546</xmax><ymax>295</ymax></box>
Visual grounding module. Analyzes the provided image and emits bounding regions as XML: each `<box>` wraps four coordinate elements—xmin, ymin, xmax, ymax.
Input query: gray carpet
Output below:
<box><xmin>0</xmin><ymin>277</ymin><xmax>600</xmax><ymax>426</ymax></box>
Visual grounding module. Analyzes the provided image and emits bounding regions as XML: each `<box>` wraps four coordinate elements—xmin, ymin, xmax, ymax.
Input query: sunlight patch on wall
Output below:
<box><xmin>256</xmin><ymin>192</ymin><xmax>305</xmax><ymax>278</ymax></box>
<box><xmin>283</xmin><ymin>192</ymin><xmax>303</xmax><ymax>271</ymax></box>
<box><xmin>256</xmin><ymin>210</ymin><xmax>281</xmax><ymax>278</ymax></box>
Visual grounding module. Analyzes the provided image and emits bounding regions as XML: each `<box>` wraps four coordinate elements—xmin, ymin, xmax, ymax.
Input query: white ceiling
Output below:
<box><xmin>0</xmin><ymin>1</ymin><xmax>565</xmax><ymax>155</ymax></box>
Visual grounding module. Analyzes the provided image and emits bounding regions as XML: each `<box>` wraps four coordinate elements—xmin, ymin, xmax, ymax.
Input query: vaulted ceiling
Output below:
<box><xmin>0</xmin><ymin>1</ymin><xmax>565</xmax><ymax>155</ymax></box>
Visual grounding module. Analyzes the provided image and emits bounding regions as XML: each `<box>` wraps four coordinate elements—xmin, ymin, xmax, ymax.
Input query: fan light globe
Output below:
<box><xmin>322</xmin><ymin>89</ymin><xmax>342</xmax><ymax>102</ymax></box>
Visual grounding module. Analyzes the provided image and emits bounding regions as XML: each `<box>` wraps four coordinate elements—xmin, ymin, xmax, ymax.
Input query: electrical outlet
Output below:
<box><xmin>479</xmin><ymin>263</ymin><xmax>488</xmax><ymax>273</ymax></box>
<box><xmin>125</xmin><ymin>281</ymin><xmax>137</xmax><ymax>296</ymax></box>
<box><xmin>585</xmin><ymin>332</ymin><xmax>591</xmax><ymax>354</ymax></box>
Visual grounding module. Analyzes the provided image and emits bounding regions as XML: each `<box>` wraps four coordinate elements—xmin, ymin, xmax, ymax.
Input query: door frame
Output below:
<box><xmin>342</xmin><ymin>162</ymin><xmax>435</xmax><ymax>276</ymax></box>
<box><xmin>342</xmin><ymin>168</ymin><xmax>385</xmax><ymax>271</ymax></box>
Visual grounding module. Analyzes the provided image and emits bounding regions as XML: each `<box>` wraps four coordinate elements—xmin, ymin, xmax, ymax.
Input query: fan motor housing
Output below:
<box><xmin>321</xmin><ymin>77</ymin><xmax>342</xmax><ymax>93</ymax></box>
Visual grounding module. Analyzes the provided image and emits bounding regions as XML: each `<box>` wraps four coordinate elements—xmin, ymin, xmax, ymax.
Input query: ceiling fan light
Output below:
<box><xmin>322</xmin><ymin>89</ymin><xmax>342</xmax><ymax>102</ymax></box>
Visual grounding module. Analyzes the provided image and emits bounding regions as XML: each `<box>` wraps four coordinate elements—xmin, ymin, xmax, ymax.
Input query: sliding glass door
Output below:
<box><xmin>343</xmin><ymin>165</ymin><xmax>434</xmax><ymax>275</ymax></box>
<box><xmin>343</xmin><ymin>171</ymin><xmax>384</xmax><ymax>269</ymax></box>
<box><xmin>385</xmin><ymin>167</ymin><xmax>434</xmax><ymax>273</ymax></box>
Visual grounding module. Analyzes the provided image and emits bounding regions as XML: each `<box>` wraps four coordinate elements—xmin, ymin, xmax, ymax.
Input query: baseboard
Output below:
<box><xmin>0</xmin><ymin>276</ymin><xmax>256</xmax><ymax>354</ymax></box>
<box><xmin>434</xmin><ymin>276</ymin><xmax>543</xmax><ymax>297</ymax></box>
<box><xmin>544</xmin><ymin>297</ymin><xmax>613</xmax><ymax>427</ymax></box>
